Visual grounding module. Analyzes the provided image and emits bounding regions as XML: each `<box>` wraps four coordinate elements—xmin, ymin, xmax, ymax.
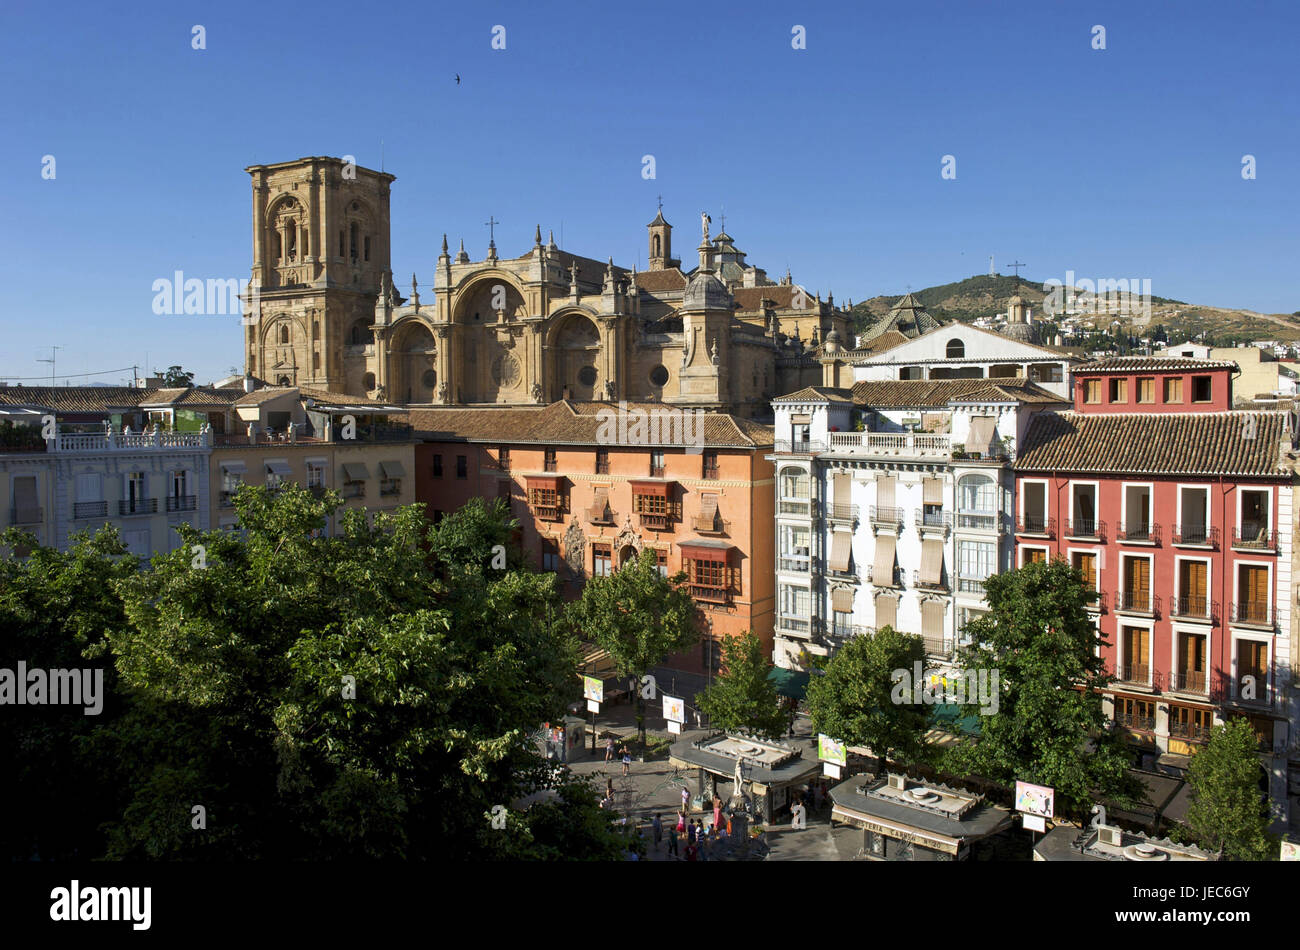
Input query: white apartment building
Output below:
<box><xmin>768</xmin><ymin>380</ymin><xmax>1067</xmax><ymax>672</ymax></box>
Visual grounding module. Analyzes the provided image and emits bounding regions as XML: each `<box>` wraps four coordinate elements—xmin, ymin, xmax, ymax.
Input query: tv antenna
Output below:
<box><xmin>37</xmin><ymin>345</ymin><xmax>62</xmax><ymax>385</ymax></box>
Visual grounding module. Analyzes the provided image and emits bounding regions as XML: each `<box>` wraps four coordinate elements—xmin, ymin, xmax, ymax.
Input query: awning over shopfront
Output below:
<box><xmin>768</xmin><ymin>667</ymin><xmax>810</xmax><ymax>699</ymax></box>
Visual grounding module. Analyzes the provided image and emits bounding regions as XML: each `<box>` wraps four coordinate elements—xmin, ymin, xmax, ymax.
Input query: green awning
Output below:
<box><xmin>768</xmin><ymin>667</ymin><xmax>810</xmax><ymax>699</ymax></box>
<box><xmin>932</xmin><ymin>703</ymin><xmax>982</xmax><ymax>736</ymax></box>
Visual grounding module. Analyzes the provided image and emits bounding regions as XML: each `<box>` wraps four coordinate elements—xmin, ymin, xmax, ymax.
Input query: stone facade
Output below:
<box><xmin>242</xmin><ymin>158</ymin><xmax>851</xmax><ymax>417</ymax></box>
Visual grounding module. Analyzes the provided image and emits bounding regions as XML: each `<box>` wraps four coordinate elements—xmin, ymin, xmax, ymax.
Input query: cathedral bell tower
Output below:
<box><xmin>647</xmin><ymin>206</ymin><xmax>678</xmax><ymax>271</ymax></box>
<box><xmin>244</xmin><ymin>156</ymin><xmax>394</xmax><ymax>393</ymax></box>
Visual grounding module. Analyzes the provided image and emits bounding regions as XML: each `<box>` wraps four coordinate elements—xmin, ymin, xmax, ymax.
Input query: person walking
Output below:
<box><xmin>621</xmin><ymin>746</ymin><xmax>632</xmax><ymax>777</ymax></box>
<box><xmin>681</xmin><ymin>785</ymin><xmax>690</xmax><ymax>814</ymax></box>
<box><xmin>712</xmin><ymin>795</ymin><xmax>722</xmax><ymax>831</ymax></box>
<box><xmin>667</xmin><ymin>823</ymin><xmax>679</xmax><ymax>858</ymax></box>
<box><xmin>605</xmin><ymin>737</ymin><xmax>615</xmax><ymax>762</ymax></box>
<box><xmin>652</xmin><ymin>813</ymin><xmax>663</xmax><ymax>851</ymax></box>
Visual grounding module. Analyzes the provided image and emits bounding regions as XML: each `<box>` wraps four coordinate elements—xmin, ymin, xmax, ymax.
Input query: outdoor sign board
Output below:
<box><xmin>1014</xmin><ymin>781</ymin><xmax>1054</xmax><ymax>820</ymax></box>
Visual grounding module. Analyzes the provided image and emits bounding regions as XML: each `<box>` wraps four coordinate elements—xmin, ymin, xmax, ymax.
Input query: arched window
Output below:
<box><xmin>780</xmin><ymin>467</ymin><xmax>809</xmax><ymax>500</ymax></box>
<box><xmin>364</xmin><ymin>236</ymin><xmax>371</xmax><ymax>262</ymax></box>
<box><xmin>278</xmin><ymin>324</ymin><xmax>290</xmax><ymax>344</ymax></box>
<box><xmin>946</xmin><ymin>338</ymin><xmax>965</xmax><ymax>359</ymax></box>
<box><xmin>958</xmin><ymin>474</ymin><xmax>996</xmax><ymax>514</ymax></box>
<box><xmin>653</xmin><ymin>235</ymin><xmax>661</xmax><ymax>257</ymax></box>
<box><xmin>363</xmin><ymin>372</ymin><xmax>376</xmax><ymax>391</ymax></box>
<box><xmin>285</xmin><ymin>218</ymin><xmax>296</xmax><ymax>260</ymax></box>
<box><xmin>270</xmin><ymin>230</ymin><xmax>282</xmax><ymax>263</ymax></box>
<box><xmin>349</xmin><ymin>223</ymin><xmax>359</xmax><ymax>261</ymax></box>
<box><xmin>277</xmin><ymin>375</ymin><xmax>291</xmax><ymax>386</ymax></box>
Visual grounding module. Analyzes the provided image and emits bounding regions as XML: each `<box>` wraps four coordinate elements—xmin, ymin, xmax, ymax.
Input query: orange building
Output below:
<box><xmin>405</xmin><ymin>400</ymin><xmax>775</xmax><ymax>690</ymax></box>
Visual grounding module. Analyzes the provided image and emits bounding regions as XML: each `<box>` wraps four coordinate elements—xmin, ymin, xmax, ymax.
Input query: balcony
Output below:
<box><xmin>868</xmin><ymin>566</ymin><xmax>902</xmax><ymax>588</ymax></box>
<box><xmin>774</xmin><ymin>439</ymin><xmax>826</xmax><ymax>455</ymax></box>
<box><xmin>1114</xmin><ymin>712</ymin><xmax>1155</xmax><ymax>733</ymax></box>
<box><xmin>9</xmin><ymin>506</ymin><xmax>43</xmax><ymax>524</ymax></box>
<box><xmin>956</xmin><ymin>511</ymin><xmax>998</xmax><ymax>532</ymax></box>
<box><xmin>1166</xmin><ymin>670</ymin><xmax>1209</xmax><ymax>695</ymax></box>
<box><xmin>922</xmin><ymin>635</ymin><xmax>952</xmax><ymax>659</ymax></box>
<box><xmin>1115</xmin><ymin>662</ymin><xmax>1151</xmax><ymax>687</ymax></box>
<box><xmin>1114</xmin><ymin>590</ymin><xmax>1157</xmax><ymax>616</ymax></box>
<box><xmin>774</xmin><ymin>613</ymin><xmax>806</xmax><ymax>634</ymax></box>
<box><xmin>1171</xmin><ymin>524</ymin><xmax>1218</xmax><ymax>548</ymax></box>
<box><xmin>587</xmin><ymin>506</ymin><xmax>617</xmax><ymax>526</ymax></box>
<box><xmin>1230</xmin><ymin>601</ymin><xmax>1275</xmax><ymax>628</ymax></box>
<box><xmin>73</xmin><ymin>501</ymin><xmax>108</xmax><ymax>519</ymax></box>
<box><xmin>307</xmin><ymin>485</ymin><xmax>327</xmax><ymax>499</ymax></box>
<box><xmin>1016</xmin><ymin>515</ymin><xmax>1055</xmax><ymax>537</ymax></box>
<box><xmin>779</xmin><ymin>556</ymin><xmax>811</xmax><ymax>574</ymax></box>
<box><xmin>638</xmin><ymin>512</ymin><xmax>673</xmax><ymax>530</ymax></box>
<box><xmin>691</xmin><ymin>585</ymin><xmax>732</xmax><ymax>605</ymax></box>
<box><xmin>51</xmin><ymin>430</ymin><xmax>209</xmax><ymax>452</ymax></box>
<box><xmin>869</xmin><ymin>505</ymin><xmax>905</xmax><ymax>530</ymax></box>
<box><xmin>957</xmin><ymin>576</ymin><xmax>986</xmax><ymax>595</ymax></box>
<box><xmin>779</xmin><ymin>499</ymin><xmax>811</xmax><ymax>516</ymax></box>
<box><xmin>118</xmin><ymin>498</ymin><xmax>158</xmax><ymax>516</ymax></box>
<box><xmin>648</xmin><ymin>465</ymin><xmax>666</xmax><ymax>478</ymax></box>
<box><xmin>379</xmin><ymin>482</ymin><xmax>402</xmax><ymax>497</ymax></box>
<box><xmin>342</xmin><ymin>482</ymin><xmax>366</xmax><ymax>500</ymax></box>
<box><xmin>825</xmin><ymin>431</ymin><xmax>951</xmax><ymax>459</ymax></box>
<box><xmin>827</xmin><ymin>502</ymin><xmax>860</xmax><ymax>523</ymax></box>
<box><xmin>1085</xmin><ymin>590</ymin><xmax>1108</xmax><ymax>612</ymax></box>
<box><xmin>1231</xmin><ymin>527</ymin><xmax>1277</xmax><ymax>552</ymax></box>
<box><xmin>829</xmin><ymin>624</ymin><xmax>875</xmax><ymax>641</ymax></box>
<box><xmin>532</xmin><ymin>501</ymin><xmax>564</xmax><ymax>522</ymax></box>
<box><xmin>916</xmin><ymin>510</ymin><xmax>953</xmax><ymax>533</ymax></box>
<box><xmin>1064</xmin><ymin>518</ymin><xmax>1106</xmax><ymax>540</ymax></box>
<box><xmin>1169</xmin><ymin>596</ymin><xmax>1217</xmax><ymax>624</ymax></box>
<box><xmin>218</xmin><ymin>491</ymin><xmax>238</xmax><ymax>509</ymax></box>
<box><xmin>1116</xmin><ymin>522</ymin><xmax>1161</xmax><ymax>545</ymax></box>
<box><xmin>912</xmin><ymin>569</ymin><xmax>949</xmax><ymax>592</ymax></box>
<box><xmin>1168</xmin><ymin>719</ymin><xmax>1213</xmax><ymax>742</ymax></box>
<box><xmin>166</xmin><ymin>495</ymin><xmax>197</xmax><ymax>512</ymax></box>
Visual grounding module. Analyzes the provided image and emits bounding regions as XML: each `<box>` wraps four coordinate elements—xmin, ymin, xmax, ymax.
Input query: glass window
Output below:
<box><xmin>959</xmin><ymin>475</ymin><xmax>996</xmax><ymax>512</ymax></box>
<box><xmin>781</xmin><ymin>468</ymin><xmax>809</xmax><ymax>499</ymax></box>
<box><xmin>959</xmin><ymin>540</ymin><xmax>996</xmax><ymax>580</ymax></box>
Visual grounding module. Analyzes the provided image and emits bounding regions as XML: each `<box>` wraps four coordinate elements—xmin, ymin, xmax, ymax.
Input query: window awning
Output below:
<box><xmin>265</xmin><ymin>459</ymin><xmax>292</xmax><ymax>476</ymax></box>
<box><xmin>679</xmin><ymin>539</ymin><xmax>732</xmax><ymax>562</ymax></box>
<box><xmin>876</xmin><ymin>473</ymin><xmax>896</xmax><ymax>509</ymax></box>
<box><xmin>829</xmin><ymin>529</ymin><xmax>853</xmax><ymax>573</ymax></box>
<box><xmin>920</xmin><ymin>538</ymin><xmax>945</xmax><ymax>586</ymax></box>
<box><xmin>833</xmin><ymin>471</ymin><xmax>851</xmax><ymax>507</ymax></box>
<box><xmin>923</xmin><ymin>476</ymin><xmax>944</xmax><ymax>505</ymax></box>
<box><xmin>872</xmin><ymin>534</ymin><xmax>897</xmax><ymax>585</ymax></box>
<box><xmin>875</xmin><ymin>593</ymin><xmax>897</xmax><ymax>630</ymax></box>
<box><xmin>922</xmin><ymin>599</ymin><xmax>946</xmax><ymax>638</ymax></box>
<box><xmin>220</xmin><ymin>460</ymin><xmax>247</xmax><ymax>474</ymax></box>
<box><xmin>525</xmin><ymin>475</ymin><xmax>561</xmax><ymax>490</ymax></box>
<box><xmin>379</xmin><ymin>460</ymin><xmax>406</xmax><ymax>479</ymax></box>
<box><xmin>694</xmin><ymin>494</ymin><xmax>719</xmax><ymax>531</ymax></box>
<box><xmin>966</xmin><ymin>416</ymin><xmax>997</xmax><ymax>453</ymax></box>
<box><xmin>587</xmin><ymin>486</ymin><xmax>610</xmax><ymax>520</ymax></box>
<box><xmin>629</xmin><ymin>480</ymin><xmax>672</xmax><ymax>497</ymax></box>
<box><xmin>342</xmin><ymin>462</ymin><xmax>370</xmax><ymax>481</ymax></box>
<box><xmin>831</xmin><ymin>587</ymin><xmax>855</xmax><ymax>613</ymax></box>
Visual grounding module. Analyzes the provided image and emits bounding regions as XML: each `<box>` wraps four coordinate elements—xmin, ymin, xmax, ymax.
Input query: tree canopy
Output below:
<box><xmin>1181</xmin><ymin>717</ymin><xmax>1276</xmax><ymax>860</ymax></box>
<box><xmin>696</xmin><ymin>632</ymin><xmax>786</xmax><ymax>740</ymax></box>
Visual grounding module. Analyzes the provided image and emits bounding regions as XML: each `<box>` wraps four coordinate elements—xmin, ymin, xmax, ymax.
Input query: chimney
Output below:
<box><xmin>243</xmin><ymin>374</ymin><xmax>255</xmax><ymax>393</ymax></box>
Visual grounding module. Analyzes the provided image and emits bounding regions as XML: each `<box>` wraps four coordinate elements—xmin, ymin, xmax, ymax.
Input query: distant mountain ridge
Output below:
<box><xmin>850</xmin><ymin>274</ymin><xmax>1300</xmax><ymax>345</ymax></box>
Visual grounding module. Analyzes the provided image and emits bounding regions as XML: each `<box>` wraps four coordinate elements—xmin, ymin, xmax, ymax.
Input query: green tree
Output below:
<box><xmin>566</xmin><ymin>547</ymin><xmax>699</xmax><ymax>747</ymax></box>
<box><xmin>1182</xmin><ymin>718</ymin><xmax>1276</xmax><ymax>860</ymax></box>
<box><xmin>945</xmin><ymin>558</ymin><xmax>1133</xmax><ymax>816</ymax></box>
<box><xmin>806</xmin><ymin>627</ymin><xmax>932</xmax><ymax>771</ymax></box>
<box><xmin>4</xmin><ymin>485</ymin><xmax>623</xmax><ymax>860</ymax></box>
<box><xmin>162</xmin><ymin>365</ymin><xmax>194</xmax><ymax>387</ymax></box>
<box><xmin>696</xmin><ymin>632</ymin><xmax>786</xmax><ymax>739</ymax></box>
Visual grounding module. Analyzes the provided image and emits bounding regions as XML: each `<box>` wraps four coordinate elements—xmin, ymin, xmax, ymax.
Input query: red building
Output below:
<box><xmin>405</xmin><ymin>400</ymin><xmax>775</xmax><ymax>691</ymax></box>
<box><xmin>1014</xmin><ymin>358</ymin><xmax>1295</xmax><ymax>812</ymax></box>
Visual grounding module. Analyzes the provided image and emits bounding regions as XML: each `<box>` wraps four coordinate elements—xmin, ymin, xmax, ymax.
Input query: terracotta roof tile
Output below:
<box><xmin>401</xmin><ymin>400</ymin><xmax>773</xmax><ymax>448</ymax></box>
<box><xmin>1015</xmin><ymin>411</ymin><xmax>1289</xmax><ymax>476</ymax></box>
<box><xmin>633</xmin><ymin>269</ymin><xmax>687</xmax><ymax>293</ymax></box>
<box><xmin>0</xmin><ymin>386</ymin><xmax>154</xmax><ymax>414</ymax></box>
<box><xmin>1074</xmin><ymin>356</ymin><xmax>1239</xmax><ymax>373</ymax></box>
<box><xmin>850</xmin><ymin>378</ymin><xmax>1066</xmax><ymax>408</ymax></box>
<box><xmin>773</xmin><ymin>386</ymin><xmax>855</xmax><ymax>403</ymax></box>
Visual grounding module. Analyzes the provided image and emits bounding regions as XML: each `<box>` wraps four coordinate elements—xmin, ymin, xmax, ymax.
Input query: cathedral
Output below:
<box><xmin>242</xmin><ymin>156</ymin><xmax>852</xmax><ymax>417</ymax></box>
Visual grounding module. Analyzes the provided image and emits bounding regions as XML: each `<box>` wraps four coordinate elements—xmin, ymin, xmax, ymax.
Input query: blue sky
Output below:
<box><xmin>2</xmin><ymin>0</ymin><xmax>1297</xmax><ymax>384</ymax></box>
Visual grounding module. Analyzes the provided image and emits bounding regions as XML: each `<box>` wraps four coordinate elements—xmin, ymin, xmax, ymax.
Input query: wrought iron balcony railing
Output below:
<box><xmin>166</xmin><ymin>495</ymin><xmax>197</xmax><ymax>512</ymax></box>
<box><xmin>1168</xmin><ymin>720</ymin><xmax>1213</xmax><ymax>742</ymax></box>
<box><xmin>1231</xmin><ymin>601</ymin><xmax>1275</xmax><ymax>627</ymax></box>
<box><xmin>1015</xmin><ymin>515</ymin><xmax>1054</xmax><ymax>537</ymax></box>
<box><xmin>1117</xmin><ymin>521</ymin><xmax>1160</xmax><ymax>544</ymax></box>
<box><xmin>1114</xmin><ymin>589</ymin><xmax>1155</xmax><ymax>614</ymax></box>
<box><xmin>1114</xmin><ymin>712</ymin><xmax>1155</xmax><ymax>732</ymax></box>
<box><xmin>827</xmin><ymin>502</ymin><xmax>860</xmax><ymax>522</ymax></box>
<box><xmin>118</xmin><ymin>498</ymin><xmax>158</xmax><ymax>516</ymax></box>
<box><xmin>1166</xmin><ymin>670</ymin><xmax>1208</xmax><ymax>694</ymax></box>
<box><xmin>1115</xmin><ymin>662</ymin><xmax>1151</xmax><ymax>686</ymax></box>
<box><xmin>957</xmin><ymin>511</ymin><xmax>999</xmax><ymax>531</ymax></box>
<box><xmin>779</xmin><ymin>556</ymin><xmax>811</xmax><ymax>574</ymax></box>
<box><xmin>1064</xmin><ymin>518</ymin><xmax>1106</xmax><ymax>540</ymax></box>
<box><xmin>869</xmin><ymin>505</ymin><xmax>904</xmax><ymax>529</ymax></box>
<box><xmin>774</xmin><ymin>439</ymin><xmax>826</xmax><ymax>454</ymax></box>
<box><xmin>1171</xmin><ymin>524</ymin><xmax>1218</xmax><ymax>547</ymax></box>
<box><xmin>1231</xmin><ymin>526</ymin><xmax>1277</xmax><ymax>551</ymax></box>
<box><xmin>1169</xmin><ymin>595</ymin><xmax>1217</xmax><ymax>623</ymax></box>
<box><xmin>73</xmin><ymin>500</ymin><xmax>108</xmax><ymax>519</ymax></box>
<box><xmin>916</xmin><ymin>510</ymin><xmax>953</xmax><ymax>531</ymax></box>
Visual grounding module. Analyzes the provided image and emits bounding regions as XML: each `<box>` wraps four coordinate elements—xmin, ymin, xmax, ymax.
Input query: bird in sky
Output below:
<box><xmin>455</xmin><ymin>74</ymin><xmax>461</xmax><ymax>85</ymax></box>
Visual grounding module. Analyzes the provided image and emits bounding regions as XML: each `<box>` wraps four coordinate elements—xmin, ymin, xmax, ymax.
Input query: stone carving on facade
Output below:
<box><xmin>710</xmin><ymin>338</ymin><xmax>719</xmax><ymax>365</ymax></box>
<box><xmin>531</xmin><ymin>382</ymin><xmax>543</xmax><ymax>403</ymax></box>
<box><xmin>563</xmin><ymin>521</ymin><xmax>587</xmax><ymax>577</ymax></box>
<box><xmin>604</xmin><ymin>379</ymin><xmax>617</xmax><ymax>400</ymax></box>
<box><xmin>613</xmin><ymin>526</ymin><xmax>641</xmax><ymax>557</ymax></box>
<box><xmin>437</xmin><ymin>382</ymin><xmax>449</xmax><ymax>403</ymax></box>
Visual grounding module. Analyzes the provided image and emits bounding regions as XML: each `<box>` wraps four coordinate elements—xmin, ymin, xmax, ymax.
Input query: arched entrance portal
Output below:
<box><xmin>549</xmin><ymin>313</ymin><xmax>602</xmax><ymax>400</ymax></box>
<box><xmin>391</xmin><ymin>322</ymin><xmax>437</xmax><ymax>403</ymax></box>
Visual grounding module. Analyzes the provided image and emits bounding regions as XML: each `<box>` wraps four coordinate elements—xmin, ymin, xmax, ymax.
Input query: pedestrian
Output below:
<box><xmin>652</xmin><ymin>813</ymin><xmax>663</xmax><ymax>850</ymax></box>
<box><xmin>605</xmin><ymin>737</ymin><xmax>615</xmax><ymax>762</ymax></box>
<box><xmin>687</xmin><ymin>820</ymin><xmax>696</xmax><ymax>845</ymax></box>
<box><xmin>667</xmin><ymin>824</ymin><xmax>679</xmax><ymax>858</ymax></box>
<box><xmin>676</xmin><ymin>810</ymin><xmax>686</xmax><ymax>834</ymax></box>
<box><xmin>712</xmin><ymin>795</ymin><xmax>722</xmax><ymax>831</ymax></box>
<box><xmin>685</xmin><ymin>841</ymin><xmax>698</xmax><ymax>862</ymax></box>
<box><xmin>621</xmin><ymin>746</ymin><xmax>632</xmax><ymax>776</ymax></box>
<box><xmin>726</xmin><ymin>813</ymin><xmax>732</xmax><ymax>836</ymax></box>
<box><xmin>681</xmin><ymin>785</ymin><xmax>690</xmax><ymax>813</ymax></box>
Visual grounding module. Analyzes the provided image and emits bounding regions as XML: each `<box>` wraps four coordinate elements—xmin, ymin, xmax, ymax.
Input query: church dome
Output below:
<box><xmin>683</xmin><ymin>270</ymin><xmax>733</xmax><ymax>311</ymax></box>
<box><xmin>1003</xmin><ymin>321</ymin><xmax>1037</xmax><ymax>343</ymax></box>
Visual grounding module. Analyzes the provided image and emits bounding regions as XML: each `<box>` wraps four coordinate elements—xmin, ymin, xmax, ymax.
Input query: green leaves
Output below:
<box><xmin>1182</xmin><ymin>718</ymin><xmax>1277</xmax><ymax>860</ymax></box>
<box><xmin>696</xmin><ymin>633</ymin><xmax>787</xmax><ymax>740</ymax></box>
<box><xmin>807</xmin><ymin>627</ymin><xmax>931</xmax><ymax>768</ymax></box>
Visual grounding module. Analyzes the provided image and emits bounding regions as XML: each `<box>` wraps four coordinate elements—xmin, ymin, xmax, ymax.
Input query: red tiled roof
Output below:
<box><xmin>634</xmin><ymin>269</ymin><xmax>687</xmax><ymax>292</ymax></box>
<box><xmin>1073</xmin><ymin>356</ymin><xmax>1238</xmax><ymax>373</ymax></box>
<box><xmin>0</xmin><ymin>386</ymin><xmax>154</xmax><ymax>413</ymax></box>
<box><xmin>850</xmin><ymin>379</ymin><xmax>1066</xmax><ymax>408</ymax></box>
<box><xmin>401</xmin><ymin>400</ymin><xmax>773</xmax><ymax>448</ymax></box>
<box><xmin>1015</xmin><ymin>411</ymin><xmax>1289</xmax><ymax>476</ymax></box>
